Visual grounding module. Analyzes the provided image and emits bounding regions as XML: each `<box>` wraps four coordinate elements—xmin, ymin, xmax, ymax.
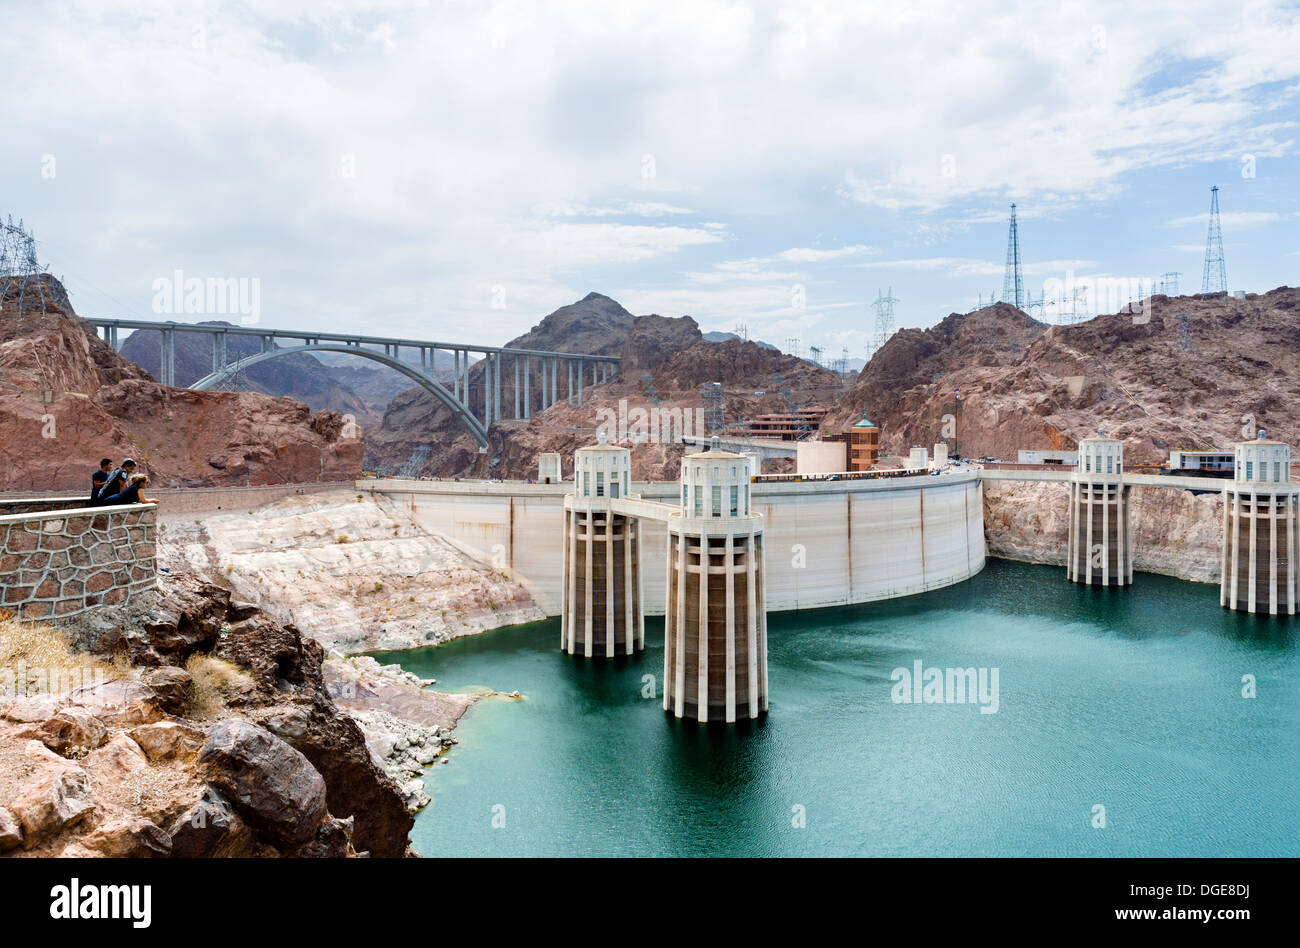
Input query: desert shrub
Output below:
<box><xmin>0</xmin><ymin>615</ymin><xmax>121</xmax><ymax>696</ymax></box>
<box><xmin>185</xmin><ymin>653</ymin><xmax>254</xmax><ymax>718</ymax></box>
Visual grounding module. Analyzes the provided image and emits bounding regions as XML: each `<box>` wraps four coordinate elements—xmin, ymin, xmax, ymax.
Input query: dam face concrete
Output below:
<box><xmin>365</xmin><ymin>469</ymin><xmax>986</xmax><ymax>617</ymax></box>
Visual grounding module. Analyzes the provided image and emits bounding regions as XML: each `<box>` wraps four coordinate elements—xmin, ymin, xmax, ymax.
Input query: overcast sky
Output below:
<box><xmin>5</xmin><ymin>0</ymin><xmax>1299</xmax><ymax>360</ymax></box>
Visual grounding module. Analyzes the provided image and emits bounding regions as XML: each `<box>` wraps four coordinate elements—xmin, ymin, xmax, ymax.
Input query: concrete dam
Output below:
<box><xmin>363</xmin><ymin>464</ymin><xmax>986</xmax><ymax>619</ymax></box>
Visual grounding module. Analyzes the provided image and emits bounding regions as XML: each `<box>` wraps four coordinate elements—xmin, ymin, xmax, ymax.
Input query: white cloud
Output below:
<box><xmin>2</xmin><ymin>0</ymin><xmax>1298</xmax><ymax>345</ymax></box>
<box><xmin>534</xmin><ymin>200</ymin><xmax>695</xmax><ymax>218</ymax></box>
<box><xmin>1162</xmin><ymin>211</ymin><xmax>1283</xmax><ymax>229</ymax></box>
<box><xmin>776</xmin><ymin>244</ymin><xmax>876</xmax><ymax>263</ymax></box>
<box><xmin>852</xmin><ymin>256</ymin><xmax>1098</xmax><ymax>277</ymax></box>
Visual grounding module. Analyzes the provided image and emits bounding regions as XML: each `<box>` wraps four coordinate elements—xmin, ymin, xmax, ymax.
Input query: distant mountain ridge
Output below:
<box><xmin>701</xmin><ymin>330</ymin><xmax>780</xmax><ymax>351</ymax></box>
<box><xmin>823</xmin><ymin>289</ymin><xmax>1300</xmax><ymax>462</ymax></box>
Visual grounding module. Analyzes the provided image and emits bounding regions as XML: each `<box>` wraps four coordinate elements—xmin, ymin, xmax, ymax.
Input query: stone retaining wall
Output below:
<box><xmin>0</xmin><ymin>502</ymin><xmax>157</xmax><ymax>620</ymax></box>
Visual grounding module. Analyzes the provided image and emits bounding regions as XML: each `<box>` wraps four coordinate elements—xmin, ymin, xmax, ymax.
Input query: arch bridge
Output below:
<box><xmin>86</xmin><ymin>318</ymin><xmax>620</xmax><ymax>449</ymax></box>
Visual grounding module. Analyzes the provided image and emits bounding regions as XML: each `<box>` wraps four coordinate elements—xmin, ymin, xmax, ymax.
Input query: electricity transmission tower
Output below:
<box><xmin>399</xmin><ymin>445</ymin><xmax>432</xmax><ymax>478</ymax></box>
<box><xmin>871</xmin><ymin>287</ymin><xmax>898</xmax><ymax>357</ymax></box>
<box><xmin>1159</xmin><ymin>271</ymin><xmax>1180</xmax><ymax>296</ymax></box>
<box><xmin>785</xmin><ymin>337</ymin><xmax>801</xmax><ymax>360</ymax></box>
<box><xmin>1002</xmin><ymin>203</ymin><xmax>1023</xmax><ymax>310</ymax></box>
<box><xmin>1024</xmin><ymin>290</ymin><xmax>1046</xmax><ymax>318</ymax></box>
<box><xmin>0</xmin><ymin>216</ymin><xmax>49</xmax><ymax>324</ymax></box>
<box><xmin>732</xmin><ymin>321</ymin><xmax>749</xmax><ymax>342</ymax></box>
<box><xmin>702</xmin><ymin>382</ymin><xmax>725</xmax><ymax>432</ymax></box>
<box><xmin>1201</xmin><ymin>186</ymin><xmax>1227</xmax><ymax>296</ymax></box>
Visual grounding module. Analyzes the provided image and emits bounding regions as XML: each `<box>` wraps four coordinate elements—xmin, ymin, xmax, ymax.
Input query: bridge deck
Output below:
<box><xmin>85</xmin><ymin>317</ymin><xmax>620</xmax><ymax>361</ymax></box>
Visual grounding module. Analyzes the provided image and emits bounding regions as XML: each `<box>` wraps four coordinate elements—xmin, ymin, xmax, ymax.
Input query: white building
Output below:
<box><xmin>1067</xmin><ymin>437</ymin><xmax>1131</xmax><ymax>586</ymax></box>
<box><xmin>561</xmin><ymin>433</ymin><xmax>643</xmax><ymax>657</ymax></box>
<box><xmin>573</xmin><ymin>433</ymin><xmax>630</xmax><ymax>499</ymax></box>
<box><xmin>538</xmin><ymin>452</ymin><xmax>562</xmax><ymax>484</ymax></box>
<box><xmin>796</xmin><ymin>440</ymin><xmax>846</xmax><ymax>476</ymax></box>
<box><xmin>1017</xmin><ymin>449</ymin><xmax>1078</xmax><ymax>465</ymax></box>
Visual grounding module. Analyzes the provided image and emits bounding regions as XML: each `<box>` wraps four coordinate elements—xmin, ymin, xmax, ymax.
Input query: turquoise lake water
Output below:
<box><xmin>387</xmin><ymin>559</ymin><xmax>1299</xmax><ymax>857</ymax></box>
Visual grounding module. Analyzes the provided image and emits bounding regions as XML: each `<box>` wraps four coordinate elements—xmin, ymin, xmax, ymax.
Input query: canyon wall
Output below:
<box><xmin>159</xmin><ymin>489</ymin><xmax>544</xmax><ymax>653</ymax></box>
<box><xmin>983</xmin><ymin>481</ymin><xmax>1225</xmax><ymax>583</ymax></box>
<box><xmin>0</xmin><ymin>275</ymin><xmax>363</xmax><ymax>491</ymax></box>
<box><xmin>825</xmin><ymin>288</ymin><xmax>1300</xmax><ymax>465</ymax></box>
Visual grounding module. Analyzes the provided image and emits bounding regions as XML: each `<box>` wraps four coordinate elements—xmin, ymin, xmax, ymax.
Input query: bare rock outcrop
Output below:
<box><xmin>159</xmin><ymin>489</ymin><xmax>544</xmax><ymax>653</ymax></box>
<box><xmin>827</xmin><ymin>288</ymin><xmax>1300</xmax><ymax>464</ymax></box>
<box><xmin>983</xmin><ymin>481</ymin><xmax>1225</xmax><ymax>583</ymax></box>
<box><xmin>0</xmin><ymin>274</ymin><xmax>363</xmax><ymax>491</ymax></box>
<box><xmin>1</xmin><ymin>571</ymin><xmax>415</xmax><ymax>858</ymax></box>
<box><xmin>324</xmin><ymin>656</ymin><xmax>476</xmax><ymax>812</ymax></box>
<box><xmin>198</xmin><ymin>719</ymin><xmax>327</xmax><ymax>848</ymax></box>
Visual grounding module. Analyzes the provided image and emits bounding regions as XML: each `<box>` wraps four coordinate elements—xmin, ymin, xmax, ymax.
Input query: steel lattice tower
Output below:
<box><xmin>1201</xmin><ymin>186</ymin><xmax>1227</xmax><ymax>296</ymax></box>
<box><xmin>1002</xmin><ymin>203</ymin><xmax>1023</xmax><ymax>309</ymax></box>
<box><xmin>0</xmin><ymin>216</ymin><xmax>49</xmax><ymax>323</ymax></box>
<box><xmin>872</xmin><ymin>287</ymin><xmax>898</xmax><ymax>356</ymax></box>
<box><xmin>702</xmin><ymin>381</ymin><xmax>725</xmax><ymax>432</ymax></box>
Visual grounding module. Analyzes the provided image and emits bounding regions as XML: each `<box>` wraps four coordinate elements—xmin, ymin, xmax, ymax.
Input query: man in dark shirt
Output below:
<box><xmin>89</xmin><ymin>470</ymin><xmax>108</xmax><ymax>506</ymax></box>
<box><xmin>88</xmin><ymin>459</ymin><xmax>112</xmax><ymax>506</ymax></box>
<box><xmin>98</xmin><ymin>458</ymin><xmax>136</xmax><ymax>501</ymax></box>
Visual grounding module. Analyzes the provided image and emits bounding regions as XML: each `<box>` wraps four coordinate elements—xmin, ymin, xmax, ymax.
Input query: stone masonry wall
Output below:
<box><xmin>0</xmin><ymin>502</ymin><xmax>157</xmax><ymax>620</ymax></box>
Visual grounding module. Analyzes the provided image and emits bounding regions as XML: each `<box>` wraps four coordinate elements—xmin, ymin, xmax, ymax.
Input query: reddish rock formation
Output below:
<box><xmin>369</xmin><ymin>298</ymin><xmax>844</xmax><ymax>480</ymax></box>
<box><xmin>0</xmin><ymin>572</ymin><xmax>414</xmax><ymax>858</ymax></box>
<box><xmin>823</xmin><ymin>288</ymin><xmax>1300</xmax><ymax>462</ymax></box>
<box><xmin>118</xmin><ymin>321</ymin><xmax>381</xmax><ymax>425</ymax></box>
<box><xmin>0</xmin><ymin>275</ymin><xmax>363</xmax><ymax>491</ymax></box>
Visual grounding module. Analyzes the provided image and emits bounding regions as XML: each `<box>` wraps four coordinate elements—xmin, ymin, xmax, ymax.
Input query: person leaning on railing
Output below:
<box><xmin>101</xmin><ymin>473</ymin><xmax>155</xmax><ymax>506</ymax></box>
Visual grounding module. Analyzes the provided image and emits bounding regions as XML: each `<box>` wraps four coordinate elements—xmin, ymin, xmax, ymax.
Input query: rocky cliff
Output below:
<box><xmin>0</xmin><ymin>573</ymin><xmax>414</xmax><ymax>857</ymax></box>
<box><xmin>119</xmin><ymin>322</ymin><xmax>375</xmax><ymax>423</ymax></box>
<box><xmin>983</xmin><ymin>481</ymin><xmax>1225</xmax><ymax>584</ymax></box>
<box><xmin>159</xmin><ymin>489</ymin><xmax>545</xmax><ymax>652</ymax></box>
<box><xmin>369</xmin><ymin>295</ymin><xmax>844</xmax><ymax>480</ymax></box>
<box><xmin>0</xmin><ymin>276</ymin><xmax>363</xmax><ymax>491</ymax></box>
<box><xmin>825</xmin><ymin>288</ymin><xmax>1300</xmax><ymax>462</ymax></box>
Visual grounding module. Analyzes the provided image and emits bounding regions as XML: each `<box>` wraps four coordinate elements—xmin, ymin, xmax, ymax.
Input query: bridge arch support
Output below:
<box><xmin>189</xmin><ymin>343</ymin><xmax>490</xmax><ymax>448</ymax></box>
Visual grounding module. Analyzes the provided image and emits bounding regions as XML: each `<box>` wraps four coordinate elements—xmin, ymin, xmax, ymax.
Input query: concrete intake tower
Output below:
<box><xmin>663</xmin><ymin>441</ymin><xmax>768</xmax><ymax>723</ymax></box>
<box><xmin>1067</xmin><ymin>436</ymin><xmax>1132</xmax><ymax>586</ymax></box>
<box><xmin>1221</xmin><ymin>432</ymin><xmax>1299</xmax><ymax>614</ymax></box>
<box><xmin>561</xmin><ymin>434</ymin><xmax>645</xmax><ymax>656</ymax></box>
